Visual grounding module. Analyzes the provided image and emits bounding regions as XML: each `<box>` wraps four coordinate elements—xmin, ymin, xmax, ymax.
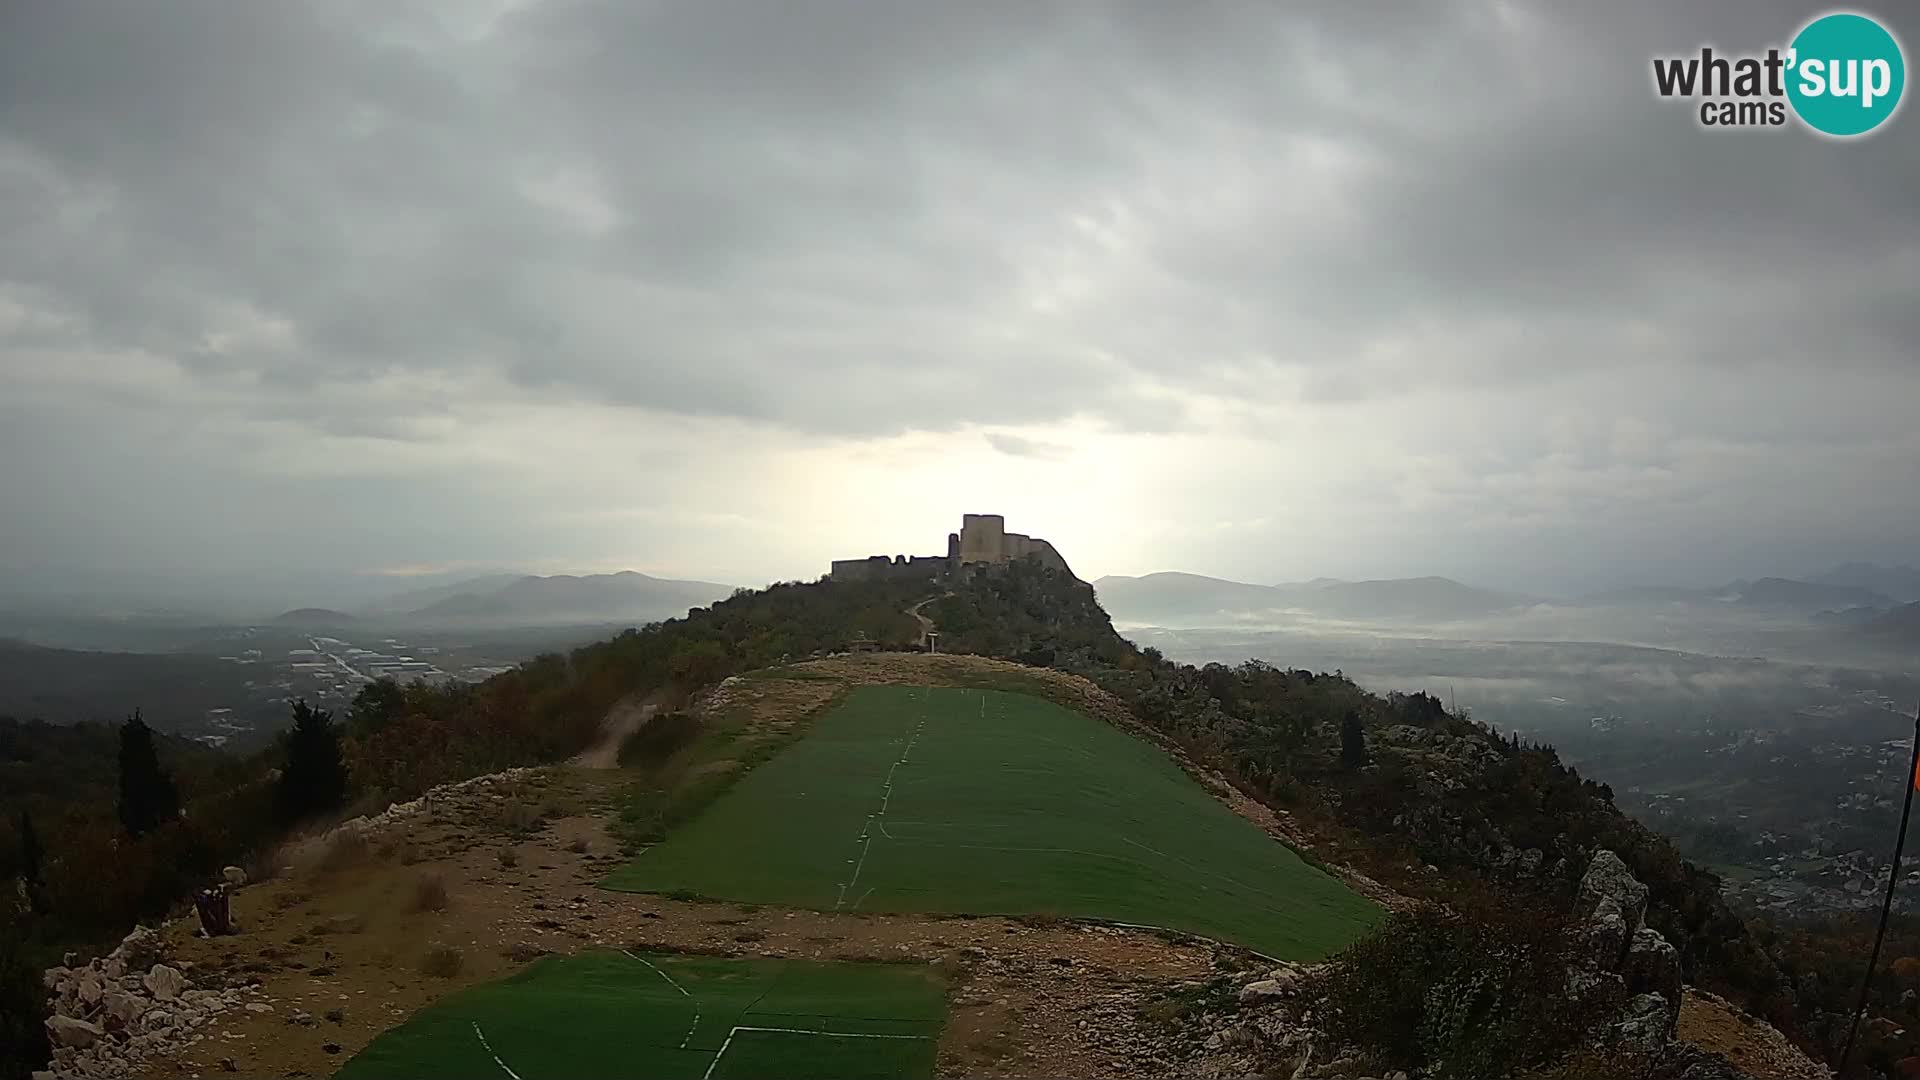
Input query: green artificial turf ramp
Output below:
<box><xmin>335</xmin><ymin>950</ymin><xmax>944</xmax><ymax>1080</ymax></box>
<box><xmin>604</xmin><ymin>685</ymin><xmax>1380</xmax><ymax>960</ymax></box>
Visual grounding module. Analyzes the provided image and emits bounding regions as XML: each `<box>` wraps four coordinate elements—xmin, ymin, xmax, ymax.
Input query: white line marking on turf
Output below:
<box><xmin>835</xmin><ymin>709</ymin><xmax>926</xmax><ymax>909</ymax></box>
<box><xmin>703</xmin><ymin>1022</ymin><xmax>932</xmax><ymax>1078</ymax></box>
<box><xmin>471</xmin><ymin>1021</ymin><xmax>524</xmax><ymax>1080</ymax></box>
<box><xmin>838</xmin><ymin>833</ymin><xmax>875</xmax><ymax>908</ymax></box>
<box><xmin>623</xmin><ymin>950</ymin><xmax>701</xmax><ymax>1049</ymax></box>
<box><xmin>734</xmin><ymin>1025</ymin><xmax>928</xmax><ymax>1038</ymax></box>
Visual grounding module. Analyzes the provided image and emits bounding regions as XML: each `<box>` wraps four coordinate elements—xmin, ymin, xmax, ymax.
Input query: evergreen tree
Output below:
<box><xmin>15</xmin><ymin>812</ymin><xmax>40</xmax><ymax>897</ymax></box>
<box><xmin>276</xmin><ymin>700</ymin><xmax>348</xmax><ymax>824</ymax></box>
<box><xmin>0</xmin><ymin>908</ymin><xmax>50</xmax><ymax>1080</ymax></box>
<box><xmin>347</xmin><ymin>677</ymin><xmax>407</xmax><ymax>737</ymax></box>
<box><xmin>116</xmin><ymin>710</ymin><xmax>179</xmax><ymax>837</ymax></box>
<box><xmin>1340</xmin><ymin>710</ymin><xmax>1369</xmax><ymax>769</ymax></box>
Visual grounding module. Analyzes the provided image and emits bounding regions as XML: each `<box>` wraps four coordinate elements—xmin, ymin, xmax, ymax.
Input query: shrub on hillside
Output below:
<box><xmin>616</xmin><ymin>711</ymin><xmax>701</xmax><ymax>770</ymax></box>
<box><xmin>409</xmin><ymin>873</ymin><xmax>450</xmax><ymax>913</ymax></box>
<box><xmin>492</xmin><ymin>800</ymin><xmax>539</xmax><ymax>838</ymax></box>
<box><xmin>1313</xmin><ymin>899</ymin><xmax>1624</xmax><ymax>1079</ymax></box>
<box><xmin>311</xmin><ymin>828</ymin><xmax>371</xmax><ymax>876</ymax></box>
<box><xmin>420</xmin><ymin>943</ymin><xmax>463</xmax><ymax>978</ymax></box>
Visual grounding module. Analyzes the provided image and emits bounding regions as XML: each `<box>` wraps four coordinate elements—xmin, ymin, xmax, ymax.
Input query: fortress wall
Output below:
<box><xmin>830</xmin><ymin>554</ymin><xmax>949</xmax><ymax>583</ymax></box>
<box><xmin>832</xmin><ymin>514</ymin><xmax>1069</xmax><ymax>581</ymax></box>
<box><xmin>829</xmin><ymin>557</ymin><xmax>889</xmax><ymax>582</ymax></box>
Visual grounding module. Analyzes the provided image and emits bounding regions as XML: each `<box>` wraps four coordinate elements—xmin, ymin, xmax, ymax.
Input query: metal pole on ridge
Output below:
<box><xmin>1837</xmin><ymin>702</ymin><xmax>1920</xmax><ymax>1075</ymax></box>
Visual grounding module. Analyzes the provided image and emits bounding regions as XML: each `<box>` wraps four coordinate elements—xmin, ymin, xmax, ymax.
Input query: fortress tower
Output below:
<box><xmin>829</xmin><ymin>514</ymin><xmax>1071</xmax><ymax>581</ymax></box>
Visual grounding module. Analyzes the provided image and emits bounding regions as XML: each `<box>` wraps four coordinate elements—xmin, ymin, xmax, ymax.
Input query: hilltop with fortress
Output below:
<box><xmin>828</xmin><ymin>514</ymin><xmax>1072</xmax><ymax>583</ymax></box>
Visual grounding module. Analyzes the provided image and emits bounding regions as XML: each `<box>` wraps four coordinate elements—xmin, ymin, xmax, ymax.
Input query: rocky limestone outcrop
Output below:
<box><xmin>282</xmin><ymin>765</ymin><xmax>541</xmax><ymax>871</ymax></box>
<box><xmin>1580</xmin><ymin>849</ymin><xmax>1650</xmax><ymax>938</ymax></box>
<box><xmin>1575</xmin><ymin>849</ymin><xmax>1685</xmax><ymax>1049</ymax></box>
<box><xmin>41</xmin><ymin>923</ymin><xmax>271</xmax><ymax>1078</ymax></box>
<box><xmin>1179</xmin><ymin>960</ymin><xmax>1354</xmax><ymax>1080</ymax></box>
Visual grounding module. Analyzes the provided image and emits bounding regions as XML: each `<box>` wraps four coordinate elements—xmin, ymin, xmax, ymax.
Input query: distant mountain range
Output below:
<box><xmin>362</xmin><ymin>574</ymin><xmax>527</xmax><ymax>615</ymax></box>
<box><xmin>1575</xmin><ymin>576</ymin><xmax>1896</xmax><ymax>613</ymax></box>
<box><xmin>1092</xmin><ymin>573</ymin><xmax>1537</xmax><ymax>624</ymax></box>
<box><xmin>1733</xmin><ymin>577</ymin><xmax>1890</xmax><ymax>610</ymax></box>
<box><xmin>1863</xmin><ymin>601</ymin><xmax>1920</xmax><ymax>643</ymax></box>
<box><xmin>272</xmin><ymin>607</ymin><xmax>357</xmax><ymax>626</ymax></box>
<box><xmin>1093</xmin><ymin>564</ymin><xmax>1917</xmax><ymax>628</ymax></box>
<box><xmin>370</xmin><ymin>571</ymin><xmax>735</xmax><ymax>625</ymax></box>
<box><xmin>1809</xmin><ymin>562</ymin><xmax>1920</xmax><ymax>604</ymax></box>
<box><xmin>258</xmin><ymin>559</ymin><xmax>1915</xmax><ymax>633</ymax></box>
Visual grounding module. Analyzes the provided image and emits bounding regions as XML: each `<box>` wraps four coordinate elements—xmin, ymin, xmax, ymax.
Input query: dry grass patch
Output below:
<box><xmin>409</xmin><ymin>873</ymin><xmax>450</xmax><ymax>913</ymax></box>
<box><xmin>420</xmin><ymin>944</ymin><xmax>464</xmax><ymax>977</ymax></box>
<box><xmin>309</xmin><ymin>827</ymin><xmax>372</xmax><ymax>876</ymax></box>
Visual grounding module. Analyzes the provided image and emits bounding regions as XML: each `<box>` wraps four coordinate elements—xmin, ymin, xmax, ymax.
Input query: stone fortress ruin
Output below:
<box><xmin>829</xmin><ymin>514</ymin><xmax>1071</xmax><ymax>583</ymax></box>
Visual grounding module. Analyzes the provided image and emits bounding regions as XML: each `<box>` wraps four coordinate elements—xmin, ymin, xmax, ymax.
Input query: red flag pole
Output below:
<box><xmin>1838</xmin><ymin>702</ymin><xmax>1920</xmax><ymax>1075</ymax></box>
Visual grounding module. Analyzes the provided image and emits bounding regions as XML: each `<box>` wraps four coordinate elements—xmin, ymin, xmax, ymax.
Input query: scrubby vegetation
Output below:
<box><xmin>1763</xmin><ymin>913</ymin><xmax>1920</xmax><ymax>1074</ymax></box>
<box><xmin>419</xmin><ymin>943</ymin><xmax>464</xmax><ymax>978</ymax></box>
<box><xmin>615</xmin><ymin>710</ymin><xmax>700</xmax><ymax>769</ymax></box>
<box><xmin>1315</xmin><ymin>900</ymin><xmax>1621</xmax><ymax>1078</ymax></box>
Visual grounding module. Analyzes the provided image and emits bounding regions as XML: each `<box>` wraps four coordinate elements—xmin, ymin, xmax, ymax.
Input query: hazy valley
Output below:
<box><xmin>1097</xmin><ymin>566</ymin><xmax>1920</xmax><ymax>919</ymax></box>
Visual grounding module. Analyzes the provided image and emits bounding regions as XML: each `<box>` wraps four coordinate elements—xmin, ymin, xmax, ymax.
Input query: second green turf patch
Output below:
<box><xmin>335</xmin><ymin>951</ymin><xmax>944</xmax><ymax>1080</ymax></box>
<box><xmin>604</xmin><ymin>685</ymin><xmax>1380</xmax><ymax>960</ymax></box>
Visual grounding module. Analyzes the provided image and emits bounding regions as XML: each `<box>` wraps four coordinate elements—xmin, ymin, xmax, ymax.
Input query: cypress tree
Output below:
<box><xmin>16</xmin><ymin>811</ymin><xmax>40</xmax><ymax>892</ymax></box>
<box><xmin>1340</xmin><ymin>710</ymin><xmax>1369</xmax><ymax>769</ymax></box>
<box><xmin>116</xmin><ymin>710</ymin><xmax>180</xmax><ymax>837</ymax></box>
<box><xmin>276</xmin><ymin>700</ymin><xmax>348</xmax><ymax>824</ymax></box>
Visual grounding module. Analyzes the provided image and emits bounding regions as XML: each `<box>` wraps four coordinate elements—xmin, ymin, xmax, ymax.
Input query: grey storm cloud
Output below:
<box><xmin>1</xmin><ymin>0</ymin><xmax>1916</xmax><ymax>603</ymax></box>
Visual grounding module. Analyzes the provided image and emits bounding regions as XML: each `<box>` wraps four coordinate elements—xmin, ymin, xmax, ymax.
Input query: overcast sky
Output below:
<box><xmin>2</xmin><ymin>0</ymin><xmax>1916</xmax><ymax>611</ymax></box>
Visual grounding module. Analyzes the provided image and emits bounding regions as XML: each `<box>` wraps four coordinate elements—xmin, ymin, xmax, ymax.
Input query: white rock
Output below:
<box><xmin>102</xmin><ymin>991</ymin><xmax>148</xmax><ymax>1025</ymax></box>
<box><xmin>222</xmin><ymin>865</ymin><xmax>248</xmax><ymax>887</ymax></box>
<box><xmin>46</xmin><ymin>1015</ymin><xmax>105</xmax><ymax>1049</ymax></box>
<box><xmin>143</xmin><ymin>964</ymin><xmax>187</xmax><ymax>1001</ymax></box>
<box><xmin>1238</xmin><ymin>975</ymin><xmax>1297</xmax><ymax>1003</ymax></box>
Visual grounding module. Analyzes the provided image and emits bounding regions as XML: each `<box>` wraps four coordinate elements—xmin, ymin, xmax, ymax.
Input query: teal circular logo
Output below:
<box><xmin>1787</xmin><ymin>12</ymin><xmax>1906</xmax><ymax>137</ymax></box>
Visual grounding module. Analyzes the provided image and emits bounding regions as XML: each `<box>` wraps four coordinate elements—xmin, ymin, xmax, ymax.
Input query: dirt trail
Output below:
<box><xmin>571</xmin><ymin>693</ymin><xmax>661</xmax><ymax>768</ymax></box>
<box><xmin>906</xmin><ymin>591</ymin><xmax>953</xmax><ymax>648</ymax></box>
<box><xmin>1677</xmin><ymin>990</ymin><xmax>1831</xmax><ymax>1079</ymax></box>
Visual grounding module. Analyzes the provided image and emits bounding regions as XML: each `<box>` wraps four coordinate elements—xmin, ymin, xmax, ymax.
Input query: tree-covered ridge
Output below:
<box><xmin>0</xmin><ymin>716</ymin><xmax>238</xmax><ymax>826</ymax></box>
<box><xmin>341</xmin><ymin>576</ymin><xmax>933</xmax><ymax>801</ymax></box>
